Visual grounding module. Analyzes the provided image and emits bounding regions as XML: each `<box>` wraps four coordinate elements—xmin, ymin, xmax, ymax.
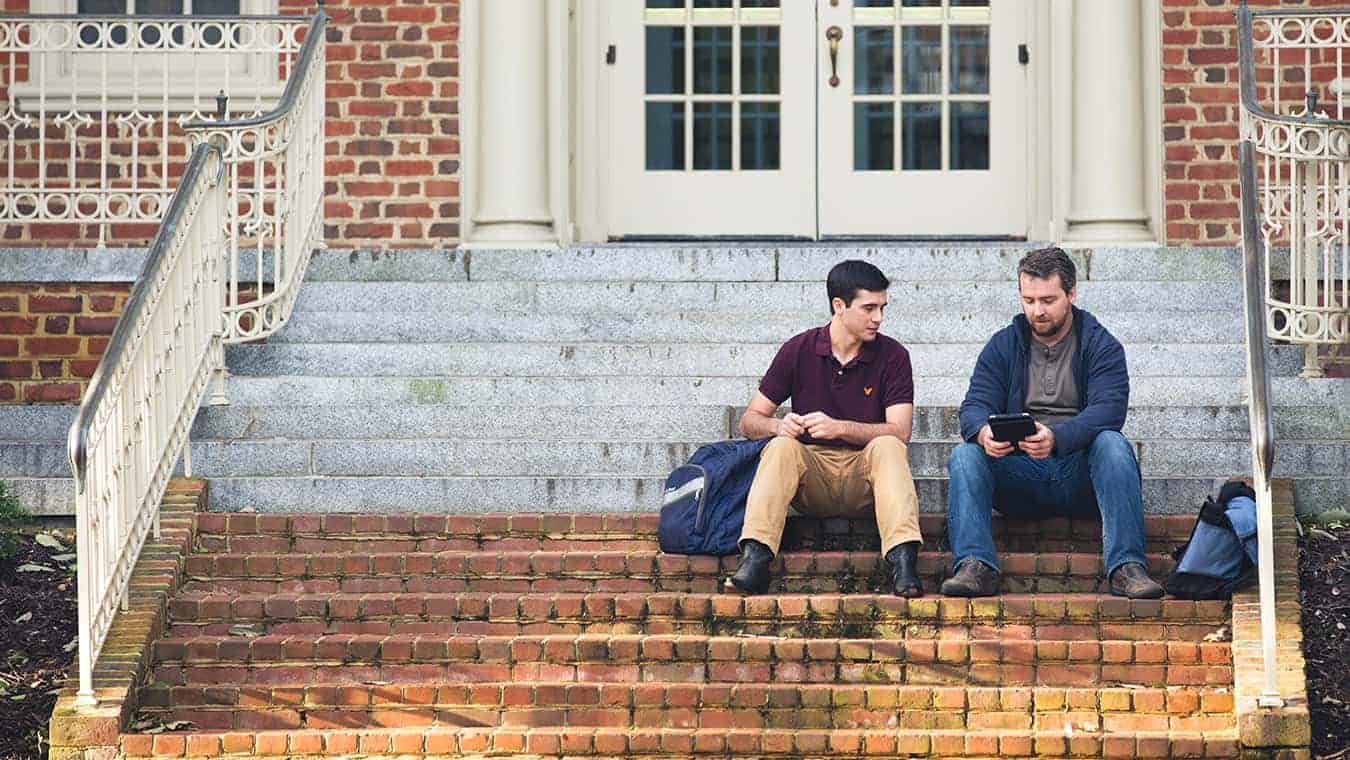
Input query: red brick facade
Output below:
<box><xmin>1161</xmin><ymin>0</ymin><xmax>1346</xmax><ymax>245</ymax></box>
<box><xmin>0</xmin><ymin>283</ymin><xmax>126</xmax><ymax>403</ymax></box>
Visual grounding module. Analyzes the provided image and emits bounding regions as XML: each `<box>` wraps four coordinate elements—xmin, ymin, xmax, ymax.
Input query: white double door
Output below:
<box><xmin>608</xmin><ymin>0</ymin><xmax>1029</xmax><ymax>238</ymax></box>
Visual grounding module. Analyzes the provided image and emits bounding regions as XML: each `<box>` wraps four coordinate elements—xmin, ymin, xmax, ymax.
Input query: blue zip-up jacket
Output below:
<box><xmin>957</xmin><ymin>306</ymin><xmax>1129</xmax><ymax>456</ymax></box>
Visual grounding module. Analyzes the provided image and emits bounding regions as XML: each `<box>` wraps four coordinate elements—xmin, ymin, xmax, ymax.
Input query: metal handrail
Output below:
<box><xmin>182</xmin><ymin>10</ymin><xmax>327</xmax><ymax>132</ymax></box>
<box><xmin>1237</xmin><ymin>140</ymin><xmax>1283</xmax><ymax>710</ymax></box>
<box><xmin>62</xmin><ymin>10</ymin><xmax>326</xmax><ymax>708</ymax></box>
<box><xmin>66</xmin><ymin>142</ymin><xmax>227</xmax><ymax>707</ymax></box>
<box><xmin>67</xmin><ymin>144</ymin><xmax>224</xmax><ymax>495</ymax></box>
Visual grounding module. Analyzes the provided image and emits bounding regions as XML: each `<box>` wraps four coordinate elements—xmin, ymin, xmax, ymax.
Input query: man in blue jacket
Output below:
<box><xmin>942</xmin><ymin>247</ymin><xmax>1163</xmax><ymax>599</ymax></box>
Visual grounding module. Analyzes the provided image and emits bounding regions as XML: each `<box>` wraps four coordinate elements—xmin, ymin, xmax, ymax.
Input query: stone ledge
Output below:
<box><xmin>45</xmin><ymin>479</ymin><xmax>207</xmax><ymax>760</ymax></box>
<box><xmin>1232</xmin><ymin>478</ymin><xmax>1312</xmax><ymax>755</ymax></box>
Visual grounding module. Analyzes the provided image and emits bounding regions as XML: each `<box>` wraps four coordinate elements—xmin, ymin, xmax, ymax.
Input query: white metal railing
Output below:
<box><xmin>67</xmin><ymin>141</ymin><xmax>226</xmax><ymax>707</ymax></box>
<box><xmin>61</xmin><ymin>12</ymin><xmax>326</xmax><ymax>707</ymax></box>
<box><xmin>0</xmin><ymin>14</ymin><xmax>308</xmax><ymax>247</ymax></box>
<box><xmin>1234</xmin><ymin>4</ymin><xmax>1350</xmax><ymax>711</ymax></box>
<box><xmin>183</xmin><ymin>12</ymin><xmax>326</xmax><ymax>342</ymax></box>
<box><xmin>1237</xmin><ymin>6</ymin><xmax>1350</xmax><ymax>378</ymax></box>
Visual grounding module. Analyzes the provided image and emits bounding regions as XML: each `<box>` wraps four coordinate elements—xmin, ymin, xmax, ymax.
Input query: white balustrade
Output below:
<box><xmin>53</xmin><ymin>11</ymin><xmax>326</xmax><ymax>707</ymax></box>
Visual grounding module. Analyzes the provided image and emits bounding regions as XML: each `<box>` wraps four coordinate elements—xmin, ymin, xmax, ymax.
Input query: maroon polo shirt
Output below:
<box><xmin>758</xmin><ymin>324</ymin><xmax>915</xmax><ymax>450</ymax></box>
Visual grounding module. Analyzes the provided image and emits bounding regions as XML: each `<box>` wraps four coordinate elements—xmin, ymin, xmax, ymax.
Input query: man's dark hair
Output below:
<box><xmin>1017</xmin><ymin>246</ymin><xmax>1077</xmax><ymax>294</ymax></box>
<box><xmin>826</xmin><ymin>260</ymin><xmax>890</xmax><ymax>315</ymax></box>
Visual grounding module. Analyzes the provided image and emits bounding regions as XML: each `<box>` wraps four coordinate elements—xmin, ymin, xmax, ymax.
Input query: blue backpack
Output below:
<box><xmin>658</xmin><ymin>438</ymin><xmax>769</xmax><ymax>556</ymax></box>
<box><xmin>1164</xmin><ymin>481</ymin><xmax>1259</xmax><ymax>600</ymax></box>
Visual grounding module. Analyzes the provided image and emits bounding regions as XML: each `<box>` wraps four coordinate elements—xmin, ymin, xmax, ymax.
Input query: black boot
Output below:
<box><xmin>884</xmin><ymin>542</ymin><xmax>923</xmax><ymax>598</ymax></box>
<box><xmin>940</xmin><ymin>558</ymin><xmax>1001</xmax><ymax>597</ymax></box>
<box><xmin>724</xmin><ymin>539</ymin><xmax>773</xmax><ymax>595</ymax></box>
<box><xmin>1109</xmin><ymin>562</ymin><xmax>1165</xmax><ymax>599</ymax></box>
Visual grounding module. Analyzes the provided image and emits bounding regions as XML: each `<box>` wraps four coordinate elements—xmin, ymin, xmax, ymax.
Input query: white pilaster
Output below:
<box><xmin>1064</xmin><ymin>0</ymin><xmax>1153</xmax><ymax>243</ymax></box>
<box><xmin>468</xmin><ymin>0</ymin><xmax>555</xmax><ymax>245</ymax></box>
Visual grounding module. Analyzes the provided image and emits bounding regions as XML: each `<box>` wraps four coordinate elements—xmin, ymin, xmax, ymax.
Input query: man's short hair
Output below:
<box><xmin>826</xmin><ymin>260</ymin><xmax>890</xmax><ymax>315</ymax></box>
<box><xmin>1017</xmin><ymin>246</ymin><xmax>1077</xmax><ymax>294</ymax></box>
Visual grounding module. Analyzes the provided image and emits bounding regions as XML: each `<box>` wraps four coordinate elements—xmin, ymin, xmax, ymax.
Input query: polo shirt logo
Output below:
<box><xmin>864</xmin><ymin>386</ymin><xmax>874</xmax><ymax>396</ymax></box>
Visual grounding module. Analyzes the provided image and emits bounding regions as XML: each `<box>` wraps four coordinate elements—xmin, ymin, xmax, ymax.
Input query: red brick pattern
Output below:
<box><xmin>1161</xmin><ymin>0</ymin><xmax>1348</xmax><ymax>244</ymax></box>
<box><xmin>97</xmin><ymin>511</ymin><xmax>1262</xmax><ymax>758</ymax></box>
<box><xmin>0</xmin><ymin>282</ymin><xmax>127</xmax><ymax>402</ymax></box>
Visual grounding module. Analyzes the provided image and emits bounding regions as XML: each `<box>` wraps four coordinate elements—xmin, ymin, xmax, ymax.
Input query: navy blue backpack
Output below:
<box><xmin>658</xmin><ymin>438</ymin><xmax>769</xmax><ymax>556</ymax></box>
<box><xmin>1164</xmin><ymin>481</ymin><xmax>1260</xmax><ymax>600</ymax></box>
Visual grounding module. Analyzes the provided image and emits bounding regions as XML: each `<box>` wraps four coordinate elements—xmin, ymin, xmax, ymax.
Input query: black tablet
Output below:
<box><xmin>988</xmin><ymin>413</ymin><xmax>1036</xmax><ymax>444</ymax></box>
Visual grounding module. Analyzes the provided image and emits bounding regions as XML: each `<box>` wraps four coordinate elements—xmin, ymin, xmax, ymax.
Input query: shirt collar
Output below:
<box><xmin>813</xmin><ymin>324</ymin><xmax>878</xmax><ymax>365</ymax></box>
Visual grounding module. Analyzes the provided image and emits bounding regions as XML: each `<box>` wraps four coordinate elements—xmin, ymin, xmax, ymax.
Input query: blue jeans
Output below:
<box><xmin>946</xmin><ymin>430</ymin><xmax>1147</xmax><ymax>577</ymax></box>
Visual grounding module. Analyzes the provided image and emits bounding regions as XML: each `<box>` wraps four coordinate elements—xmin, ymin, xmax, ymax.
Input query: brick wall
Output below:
<box><xmin>0</xmin><ymin>0</ymin><xmax>461</xmax><ymax>249</ymax></box>
<box><xmin>313</xmin><ymin>0</ymin><xmax>461</xmax><ymax>246</ymax></box>
<box><xmin>0</xmin><ymin>283</ymin><xmax>126</xmax><ymax>403</ymax></box>
<box><xmin>1161</xmin><ymin>0</ymin><xmax>1344</xmax><ymax>245</ymax></box>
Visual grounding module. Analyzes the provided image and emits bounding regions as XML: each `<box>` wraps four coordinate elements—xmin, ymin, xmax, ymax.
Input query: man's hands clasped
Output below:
<box><xmin>776</xmin><ymin>411</ymin><xmax>847</xmax><ymax>441</ymax></box>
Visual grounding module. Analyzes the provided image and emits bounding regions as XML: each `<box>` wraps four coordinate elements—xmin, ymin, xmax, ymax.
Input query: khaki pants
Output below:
<box><xmin>740</xmin><ymin>435</ymin><xmax>922</xmax><ymax>556</ymax></box>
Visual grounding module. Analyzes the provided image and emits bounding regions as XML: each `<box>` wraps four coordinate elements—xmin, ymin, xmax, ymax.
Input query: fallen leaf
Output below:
<box><xmin>16</xmin><ymin>564</ymin><xmax>55</xmax><ymax>573</ymax></box>
<box><xmin>50</xmin><ymin>553</ymin><xmax>77</xmax><ymax>563</ymax></box>
<box><xmin>35</xmin><ymin>533</ymin><xmax>66</xmax><ymax>550</ymax></box>
<box><xmin>227</xmin><ymin>624</ymin><xmax>260</xmax><ymax>638</ymax></box>
<box><xmin>63</xmin><ymin>638</ymin><xmax>78</xmax><ymax>653</ymax></box>
<box><xmin>12</xmin><ymin>612</ymin><xmax>31</xmax><ymax>624</ymax></box>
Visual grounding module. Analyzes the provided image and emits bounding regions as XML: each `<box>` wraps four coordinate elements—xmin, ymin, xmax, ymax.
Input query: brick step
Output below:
<box><xmin>164</xmin><ymin>591</ymin><xmax>1229</xmax><ymax>641</ymax></box>
<box><xmin>195</xmin><ymin>512</ymin><xmax>1197</xmax><ymax>556</ymax></box>
<box><xmin>118</xmin><ymin>725</ymin><xmax>1242</xmax><ymax>758</ymax></box>
<box><xmin>180</xmin><ymin>550</ymin><xmax>1178</xmax><ymax>596</ymax></box>
<box><xmin>133</xmin><ymin>682</ymin><xmax>1235</xmax><ymax>733</ymax></box>
<box><xmin>149</xmin><ymin>634</ymin><xmax>1233</xmax><ymax>688</ymax></box>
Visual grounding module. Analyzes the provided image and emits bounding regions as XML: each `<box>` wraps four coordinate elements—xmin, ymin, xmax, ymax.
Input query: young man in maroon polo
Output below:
<box><xmin>726</xmin><ymin>260</ymin><xmax>923</xmax><ymax>597</ymax></box>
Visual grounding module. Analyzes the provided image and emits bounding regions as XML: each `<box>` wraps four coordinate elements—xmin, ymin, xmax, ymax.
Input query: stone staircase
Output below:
<box><xmin>22</xmin><ymin>244</ymin><xmax>1327</xmax><ymax>757</ymax></box>
<box><xmin>6</xmin><ymin>245</ymin><xmax>1349</xmax><ymax>516</ymax></box>
<box><xmin>119</xmin><ymin>511</ymin><xmax>1242</xmax><ymax>758</ymax></box>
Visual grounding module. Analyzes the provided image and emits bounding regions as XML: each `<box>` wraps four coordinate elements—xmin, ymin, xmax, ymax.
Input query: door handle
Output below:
<box><xmin>826</xmin><ymin>25</ymin><xmax>842</xmax><ymax>88</ymax></box>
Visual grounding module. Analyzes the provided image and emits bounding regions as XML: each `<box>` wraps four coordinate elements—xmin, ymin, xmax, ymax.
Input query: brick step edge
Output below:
<box><xmin>118</xmin><ymin>726</ymin><xmax>1242</xmax><ymax>758</ymax></box>
<box><xmin>129</xmin><ymin>706</ymin><xmax>1237</xmax><ymax>734</ymax></box>
<box><xmin>181</xmin><ymin>550</ymin><xmax>1180</xmax><ymax>580</ymax></box>
<box><xmin>164</xmin><ymin>592</ymin><xmax>1230</xmax><ymax>627</ymax></box>
<box><xmin>135</xmin><ymin>681</ymin><xmax>1237</xmax><ymax>715</ymax></box>
<box><xmin>195</xmin><ymin>512</ymin><xmax>1199</xmax><ymax>544</ymax></box>
<box><xmin>150</xmin><ymin>634</ymin><xmax>1234</xmax><ymax>668</ymax></box>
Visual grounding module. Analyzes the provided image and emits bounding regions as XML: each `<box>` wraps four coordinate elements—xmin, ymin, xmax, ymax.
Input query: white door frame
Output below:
<box><xmin>464</xmin><ymin>1</ymin><xmax>1164</xmax><ymax>246</ymax></box>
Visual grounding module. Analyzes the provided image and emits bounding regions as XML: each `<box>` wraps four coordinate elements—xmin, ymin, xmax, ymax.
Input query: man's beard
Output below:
<box><xmin>1031</xmin><ymin>316</ymin><xmax>1066</xmax><ymax>337</ymax></box>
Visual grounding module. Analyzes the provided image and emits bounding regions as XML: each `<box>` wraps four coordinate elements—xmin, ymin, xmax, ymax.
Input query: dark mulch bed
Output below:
<box><xmin>1301</xmin><ymin>523</ymin><xmax>1350</xmax><ymax>757</ymax></box>
<box><xmin>0</xmin><ymin>528</ymin><xmax>77</xmax><ymax>760</ymax></box>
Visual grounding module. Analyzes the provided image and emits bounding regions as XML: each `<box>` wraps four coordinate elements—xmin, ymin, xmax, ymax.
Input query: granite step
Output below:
<box><xmin>224</xmin><ymin>341</ymin><xmax>1304</xmax><ymax>378</ymax></box>
<box><xmin>183</xmin><ymin>403</ymin><xmax>1350</xmax><ymax>442</ymax></box>
<box><xmin>290</xmin><ymin>279</ymin><xmax>1249</xmax><ymax>314</ymax></box>
<box><xmin>265</xmin><ymin>310</ymin><xmax>1247</xmax><ymax>344</ymax></box>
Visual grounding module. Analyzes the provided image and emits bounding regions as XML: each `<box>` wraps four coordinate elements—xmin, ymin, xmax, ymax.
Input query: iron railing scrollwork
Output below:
<box><xmin>1237</xmin><ymin>6</ymin><xmax>1350</xmax><ymax>378</ymax></box>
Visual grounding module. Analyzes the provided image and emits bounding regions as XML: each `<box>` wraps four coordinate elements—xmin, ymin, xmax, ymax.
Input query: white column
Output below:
<box><xmin>1064</xmin><ymin>0</ymin><xmax>1153</xmax><ymax>242</ymax></box>
<box><xmin>470</xmin><ymin>0</ymin><xmax>554</xmax><ymax>244</ymax></box>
